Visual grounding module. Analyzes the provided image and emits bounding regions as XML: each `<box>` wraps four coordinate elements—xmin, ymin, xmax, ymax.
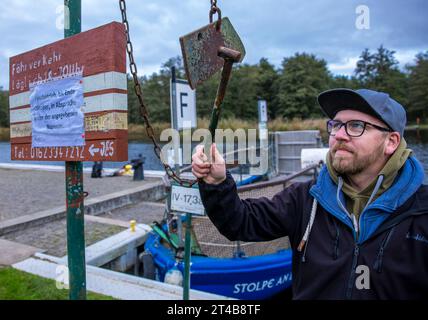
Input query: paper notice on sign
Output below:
<box><xmin>30</xmin><ymin>74</ymin><xmax>84</xmax><ymax>147</ymax></box>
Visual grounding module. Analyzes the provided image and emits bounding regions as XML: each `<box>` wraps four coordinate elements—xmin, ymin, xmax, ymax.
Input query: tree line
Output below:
<box><xmin>1</xmin><ymin>46</ymin><xmax>427</xmax><ymax>128</ymax></box>
<box><xmin>128</xmin><ymin>46</ymin><xmax>428</xmax><ymax>124</ymax></box>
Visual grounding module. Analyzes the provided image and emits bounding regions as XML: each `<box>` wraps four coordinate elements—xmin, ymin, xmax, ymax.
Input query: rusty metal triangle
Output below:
<box><xmin>180</xmin><ymin>17</ymin><xmax>246</xmax><ymax>90</ymax></box>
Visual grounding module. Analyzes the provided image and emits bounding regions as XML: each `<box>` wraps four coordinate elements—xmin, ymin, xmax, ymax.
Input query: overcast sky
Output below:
<box><xmin>1</xmin><ymin>0</ymin><xmax>427</xmax><ymax>90</ymax></box>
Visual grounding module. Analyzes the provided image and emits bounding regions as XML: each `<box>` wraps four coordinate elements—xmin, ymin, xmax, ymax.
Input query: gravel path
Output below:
<box><xmin>0</xmin><ymin>168</ymin><xmax>160</xmax><ymax>222</ymax></box>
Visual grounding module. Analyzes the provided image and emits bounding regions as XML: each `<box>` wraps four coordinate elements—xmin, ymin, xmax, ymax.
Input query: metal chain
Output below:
<box><xmin>119</xmin><ymin>0</ymin><xmax>197</xmax><ymax>188</ymax></box>
<box><xmin>209</xmin><ymin>0</ymin><xmax>222</xmax><ymax>28</ymax></box>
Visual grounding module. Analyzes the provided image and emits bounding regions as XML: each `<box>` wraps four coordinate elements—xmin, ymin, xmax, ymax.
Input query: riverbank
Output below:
<box><xmin>3</xmin><ymin>119</ymin><xmax>426</xmax><ymax>142</ymax></box>
<box><xmin>129</xmin><ymin>117</ymin><xmax>328</xmax><ymax>141</ymax></box>
<box><xmin>2</xmin><ymin>118</ymin><xmax>328</xmax><ymax>142</ymax></box>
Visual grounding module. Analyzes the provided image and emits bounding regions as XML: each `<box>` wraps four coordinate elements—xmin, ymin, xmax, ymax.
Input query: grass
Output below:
<box><xmin>128</xmin><ymin>117</ymin><xmax>329</xmax><ymax>141</ymax></box>
<box><xmin>0</xmin><ymin>267</ymin><xmax>116</xmax><ymax>300</ymax></box>
<box><xmin>0</xmin><ymin>127</ymin><xmax>9</xmax><ymax>141</ymax></box>
<box><xmin>406</xmin><ymin>124</ymin><xmax>428</xmax><ymax>130</ymax></box>
<box><xmin>2</xmin><ymin>118</ymin><xmax>426</xmax><ymax>142</ymax></box>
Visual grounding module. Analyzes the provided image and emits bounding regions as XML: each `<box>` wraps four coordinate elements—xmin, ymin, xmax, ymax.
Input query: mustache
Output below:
<box><xmin>332</xmin><ymin>143</ymin><xmax>354</xmax><ymax>154</ymax></box>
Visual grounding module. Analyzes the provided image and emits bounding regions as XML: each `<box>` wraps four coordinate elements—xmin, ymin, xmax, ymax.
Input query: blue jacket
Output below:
<box><xmin>311</xmin><ymin>156</ymin><xmax>425</xmax><ymax>244</ymax></box>
<box><xmin>199</xmin><ymin>157</ymin><xmax>428</xmax><ymax>299</ymax></box>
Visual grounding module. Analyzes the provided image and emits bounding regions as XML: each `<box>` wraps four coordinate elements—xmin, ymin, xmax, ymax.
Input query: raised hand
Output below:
<box><xmin>191</xmin><ymin>143</ymin><xmax>226</xmax><ymax>185</ymax></box>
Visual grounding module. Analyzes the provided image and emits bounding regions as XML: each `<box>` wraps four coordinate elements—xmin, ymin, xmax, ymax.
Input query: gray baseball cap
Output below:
<box><xmin>317</xmin><ymin>88</ymin><xmax>407</xmax><ymax>136</ymax></box>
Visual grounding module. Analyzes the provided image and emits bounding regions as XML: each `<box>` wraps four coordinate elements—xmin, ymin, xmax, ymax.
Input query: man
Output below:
<box><xmin>192</xmin><ymin>88</ymin><xmax>428</xmax><ymax>299</ymax></box>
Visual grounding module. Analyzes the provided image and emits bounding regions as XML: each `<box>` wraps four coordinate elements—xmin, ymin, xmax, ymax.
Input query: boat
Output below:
<box><xmin>143</xmin><ymin>216</ymin><xmax>293</xmax><ymax>300</ymax></box>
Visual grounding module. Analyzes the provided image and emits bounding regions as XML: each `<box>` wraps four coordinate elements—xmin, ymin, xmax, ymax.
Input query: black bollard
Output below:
<box><xmin>131</xmin><ymin>154</ymin><xmax>145</xmax><ymax>181</ymax></box>
<box><xmin>91</xmin><ymin>161</ymin><xmax>103</xmax><ymax>178</ymax></box>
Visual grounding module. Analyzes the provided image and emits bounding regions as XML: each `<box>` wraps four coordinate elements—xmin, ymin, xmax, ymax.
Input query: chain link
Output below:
<box><xmin>209</xmin><ymin>0</ymin><xmax>222</xmax><ymax>28</ymax></box>
<box><xmin>119</xmin><ymin>0</ymin><xmax>197</xmax><ymax>188</ymax></box>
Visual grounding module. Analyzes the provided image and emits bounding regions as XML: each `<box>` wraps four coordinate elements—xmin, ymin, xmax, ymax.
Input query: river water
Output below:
<box><xmin>0</xmin><ymin>129</ymin><xmax>427</xmax><ymax>183</ymax></box>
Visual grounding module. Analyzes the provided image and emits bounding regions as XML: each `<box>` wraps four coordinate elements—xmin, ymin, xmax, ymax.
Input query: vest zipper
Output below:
<box><xmin>346</xmin><ymin>245</ymin><xmax>360</xmax><ymax>299</ymax></box>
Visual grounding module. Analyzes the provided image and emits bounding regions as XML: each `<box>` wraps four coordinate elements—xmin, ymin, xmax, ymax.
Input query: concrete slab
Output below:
<box><xmin>0</xmin><ymin>239</ymin><xmax>44</xmax><ymax>266</ymax></box>
<box><xmin>84</xmin><ymin>181</ymin><xmax>165</xmax><ymax>216</ymax></box>
<box><xmin>13</xmin><ymin>253</ymin><xmax>233</xmax><ymax>300</ymax></box>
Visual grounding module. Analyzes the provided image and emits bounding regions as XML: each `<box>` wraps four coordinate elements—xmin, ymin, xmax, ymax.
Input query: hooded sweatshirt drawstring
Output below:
<box><xmin>336</xmin><ymin>175</ymin><xmax>384</xmax><ymax>238</ymax></box>
<box><xmin>298</xmin><ymin>174</ymin><xmax>385</xmax><ymax>261</ymax></box>
<box><xmin>336</xmin><ymin>177</ymin><xmax>359</xmax><ymax>234</ymax></box>
<box><xmin>297</xmin><ymin>198</ymin><xmax>318</xmax><ymax>261</ymax></box>
<box><xmin>362</xmin><ymin>175</ymin><xmax>384</xmax><ymax>212</ymax></box>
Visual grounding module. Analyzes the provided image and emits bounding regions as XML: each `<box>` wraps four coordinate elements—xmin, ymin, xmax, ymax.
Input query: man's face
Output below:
<box><xmin>328</xmin><ymin>109</ymin><xmax>389</xmax><ymax>175</ymax></box>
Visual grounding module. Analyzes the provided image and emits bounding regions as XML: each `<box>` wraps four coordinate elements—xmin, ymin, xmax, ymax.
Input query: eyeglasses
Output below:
<box><xmin>327</xmin><ymin>119</ymin><xmax>391</xmax><ymax>137</ymax></box>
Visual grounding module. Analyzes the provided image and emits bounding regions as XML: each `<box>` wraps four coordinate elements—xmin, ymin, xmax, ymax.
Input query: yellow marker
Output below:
<box><xmin>130</xmin><ymin>220</ymin><xmax>136</xmax><ymax>232</ymax></box>
<box><xmin>124</xmin><ymin>164</ymin><xmax>133</xmax><ymax>176</ymax></box>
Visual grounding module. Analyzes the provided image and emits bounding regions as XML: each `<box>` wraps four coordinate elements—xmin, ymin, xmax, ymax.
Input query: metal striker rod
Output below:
<box><xmin>205</xmin><ymin>47</ymin><xmax>241</xmax><ymax>161</ymax></box>
<box><xmin>186</xmin><ymin>47</ymin><xmax>241</xmax><ymax>299</ymax></box>
<box><xmin>64</xmin><ymin>0</ymin><xmax>86</xmax><ymax>300</ymax></box>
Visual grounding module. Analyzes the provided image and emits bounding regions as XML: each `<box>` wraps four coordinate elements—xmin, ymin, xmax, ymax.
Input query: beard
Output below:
<box><xmin>330</xmin><ymin>142</ymin><xmax>385</xmax><ymax>175</ymax></box>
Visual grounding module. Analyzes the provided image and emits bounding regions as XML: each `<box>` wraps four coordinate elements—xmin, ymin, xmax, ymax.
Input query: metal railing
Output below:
<box><xmin>237</xmin><ymin>161</ymin><xmax>323</xmax><ymax>193</ymax></box>
<box><xmin>180</xmin><ymin>146</ymin><xmax>264</xmax><ymax>173</ymax></box>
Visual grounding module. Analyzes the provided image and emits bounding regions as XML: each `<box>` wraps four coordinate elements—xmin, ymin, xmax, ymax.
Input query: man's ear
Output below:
<box><xmin>384</xmin><ymin>132</ymin><xmax>401</xmax><ymax>156</ymax></box>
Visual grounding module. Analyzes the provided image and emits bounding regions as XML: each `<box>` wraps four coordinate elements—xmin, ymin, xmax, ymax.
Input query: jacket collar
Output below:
<box><xmin>310</xmin><ymin>156</ymin><xmax>425</xmax><ymax>243</ymax></box>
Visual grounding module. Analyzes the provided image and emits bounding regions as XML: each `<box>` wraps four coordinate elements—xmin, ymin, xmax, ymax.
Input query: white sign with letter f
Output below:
<box><xmin>171</xmin><ymin>79</ymin><xmax>197</xmax><ymax>130</ymax></box>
